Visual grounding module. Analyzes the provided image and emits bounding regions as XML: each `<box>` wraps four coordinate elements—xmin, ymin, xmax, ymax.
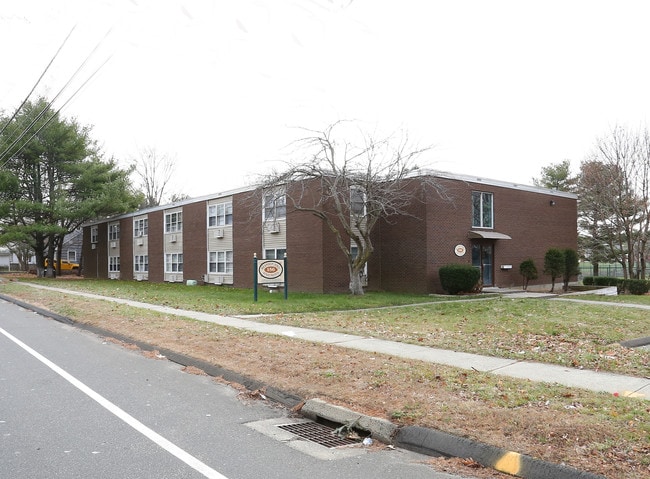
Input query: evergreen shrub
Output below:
<box><xmin>439</xmin><ymin>264</ymin><xmax>481</xmax><ymax>295</ymax></box>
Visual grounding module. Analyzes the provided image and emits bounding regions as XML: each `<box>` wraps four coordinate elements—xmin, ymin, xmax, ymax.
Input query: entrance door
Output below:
<box><xmin>472</xmin><ymin>242</ymin><xmax>494</xmax><ymax>286</ymax></box>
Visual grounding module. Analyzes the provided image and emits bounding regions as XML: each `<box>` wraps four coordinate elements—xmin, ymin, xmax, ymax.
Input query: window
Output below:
<box><xmin>165</xmin><ymin>253</ymin><xmax>183</xmax><ymax>273</ymax></box>
<box><xmin>263</xmin><ymin>191</ymin><xmax>286</xmax><ymax>220</ymax></box>
<box><xmin>109</xmin><ymin>256</ymin><xmax>120</xmax><ymax>272</ymax></box>
<box><xmin>165</xmin><ymin>211</ymin><xmax>183</xmax><ymax>233</ymax></box>
<box><xmin>208</xmin><ymin>203</ymin><xmax>233</xmax><ymax>227</ymax></box>
<box><xmin>91</xmin><ymin>226</ymin><xmax>98</xmax><ymax>243</ymax></box>
<box><xmin>134</xmin><ymin>218</ymin><xmax>148</xmax><ymax>237</ymax></box>
<box><xmin>472</xmin><ymin>191</ymin><xmax>493</xmax><ymax>228</ymax></box>
<box><xmin>108</xmin><ymin>223</ymin><xmax>120</xmax><ymax>241</ymax></box>
<box><xmin>264</xmin><ymin>248</ymin><xmax>286</xmax><ymax>260</ymax></box>
<box><xmin>209</xmin><ymin>251</ymin><xmax>233</xmax><ymax>273</ymax></box>
<box><xmin>350</xmin><ymin>187</ymin><xmax>366</xmax><ymax>216</ymax></box>
<box><xmin>68</xmin><ymin>251</ymin><xmax>77</xmax><ymax>262</ymax></box>
<box><xmin>134</xmin><ymin>255</ymin><xmax>149</xmax><ymax>272</ymax></box>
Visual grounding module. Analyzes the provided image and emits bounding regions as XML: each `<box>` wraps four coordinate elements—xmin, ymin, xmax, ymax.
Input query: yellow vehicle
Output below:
<box><xmin>44</xmin><ymin>259</ymin><xmax>80</xmax><ymax>272</ymax></box>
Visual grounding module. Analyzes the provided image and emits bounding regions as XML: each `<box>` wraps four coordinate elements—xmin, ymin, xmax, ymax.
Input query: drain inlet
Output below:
<box><xmin>278</xmin><ymin>421</ymin><xmax>363</xmax><ymax>448</ymax></box>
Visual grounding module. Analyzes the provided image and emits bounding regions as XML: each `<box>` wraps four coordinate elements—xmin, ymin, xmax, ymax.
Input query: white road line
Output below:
<box><xmin>0</xmin><ymin>326</ymin><xmax>229</xmax><ymax>479</ymax></box>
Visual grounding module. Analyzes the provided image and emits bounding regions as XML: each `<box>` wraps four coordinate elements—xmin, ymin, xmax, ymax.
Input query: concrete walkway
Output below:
<box><xmin>15</xmin><ymin>283</ymin><xmax>650</xmax><ymax>400</ymax></box>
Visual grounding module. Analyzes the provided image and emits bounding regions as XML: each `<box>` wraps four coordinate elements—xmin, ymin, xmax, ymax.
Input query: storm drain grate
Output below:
<box><xmin>278</xmin><ymin>422</ymin><xmax>362</xmax><ymax>448</ymax></box>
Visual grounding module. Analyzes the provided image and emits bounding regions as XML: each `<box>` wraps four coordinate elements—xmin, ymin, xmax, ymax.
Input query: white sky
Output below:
<box><xmin>2</xmin><ymin>0</ymin><xmax>650</xmax><ymax>198</ymax></box>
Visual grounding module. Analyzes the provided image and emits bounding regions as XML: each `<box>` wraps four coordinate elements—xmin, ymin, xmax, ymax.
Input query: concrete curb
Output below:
<box><xmin>0</xmin><ymin>293</ymin><xmax>607</xmax><ymax>479</ymax></box>
<box><xmin>301</xmin><ymin>398</ymin><xmax>606</xmax><ymax>479</ymax></box>
<box><xmin>394</xmin><ymin>426</ymin><xmax>606</xmax><ymax>479</ymax></box>
<box><xmin>300</xmin><ymin>398</ymin><xmax>397</xmax><ymax>444</ymax></box>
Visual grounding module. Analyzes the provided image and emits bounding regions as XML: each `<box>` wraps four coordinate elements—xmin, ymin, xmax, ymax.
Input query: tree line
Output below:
<box><xmin>0</xmin><ymin>93</ymin><xmax>191</xmax><ymax>276</ymax></box>
<box><xmin>534</xmin><ymin>125</ymin><xmax>650</xmax><ymax>280</ymax></box>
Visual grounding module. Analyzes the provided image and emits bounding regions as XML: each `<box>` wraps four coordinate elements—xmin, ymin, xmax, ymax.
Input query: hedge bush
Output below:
<box><xmin>583</xmin><ymin>276</ymin><xmax>650</xmax><ymax>295</ymax></box>
<box><xmin>582</xmin><ymin>276</ymin><xmax>620</xmax><ymax>287</ymax></box>
<box><xmin>439</xmin><ymin>264</ymin><xmax>481</xmax><ymax>295</ymax></box>
<box><xmin>621</xmin><ymin>279</ymin><xmax>650</xmax><ymax>295</ymax></box>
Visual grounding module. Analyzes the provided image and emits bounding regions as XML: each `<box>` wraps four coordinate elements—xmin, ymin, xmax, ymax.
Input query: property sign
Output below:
<box><xmin>257</xmin><ymin>259</ymin><xmax>285</xmax><ymax>284</ymax></box>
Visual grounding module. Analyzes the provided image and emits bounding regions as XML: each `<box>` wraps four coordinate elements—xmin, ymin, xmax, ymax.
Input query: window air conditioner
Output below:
<box><xmin>269</xmin><ymin>222</ymin><xmax>280</xmax><ymax>234</ymax></box>
<box><xmin>110</xmin><ymin>241</ymin><xmax>117</xmax><ymax>248</ymax></box>
<box><xmin>136</xmin><ymin>239</ymin><xmax>144</xmax><ymax>246</ymax></box>
<box><xmin>170</xmin><ymin>234</ymin><xmax>177</xmax><ymax>243</ymax></box>
<box><xmin>214</xmin><ymin>228</ymin><xmax>224</xmax><ymax>239</ymax></box>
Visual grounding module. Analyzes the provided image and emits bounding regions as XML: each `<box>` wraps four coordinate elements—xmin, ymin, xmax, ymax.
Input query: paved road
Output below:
<box><xmin>0</xmin><ymin>300</ymin><xmax>467</xmax><ymax>479</ymax></box>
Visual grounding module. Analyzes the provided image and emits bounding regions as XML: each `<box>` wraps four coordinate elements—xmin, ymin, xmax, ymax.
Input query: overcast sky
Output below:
<box><xmin>2</xmin><ymin>1</ymin><xmax>650</xmax><ymax>198</ymax></box>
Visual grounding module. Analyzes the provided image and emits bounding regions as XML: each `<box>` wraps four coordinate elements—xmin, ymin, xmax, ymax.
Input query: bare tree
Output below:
<box><xmin>133</xmin><ymin>147</ymin><xmax>176</xmax><ymax>207</ymax></box>
<box><xmin>259</xmin><ymin>121</ymin><xmax>443</xmax><ymax>295</ymax></box>
<box><xmin>579</xmin><ymin>126</ymin><xmax>649</xmax><ymax>279</ymax></box>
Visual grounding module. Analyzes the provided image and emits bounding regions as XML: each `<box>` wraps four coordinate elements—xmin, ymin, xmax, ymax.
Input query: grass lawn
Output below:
<box><xmin>15</xmin><ymin>277</ymin><xmax>648</xmax><ymax>377</ymax></box>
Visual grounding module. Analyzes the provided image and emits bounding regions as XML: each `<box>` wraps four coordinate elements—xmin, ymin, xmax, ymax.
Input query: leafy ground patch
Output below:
<box><xmin>1</xmin><ymin>277</ymin><xmax>649</xmax><ymax>478</ymax></box>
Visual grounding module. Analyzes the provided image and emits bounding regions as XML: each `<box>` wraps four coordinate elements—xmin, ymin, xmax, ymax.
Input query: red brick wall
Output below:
<box><xmin>426</xmin><ymin>178</ymin><xmax>577</xmax><ymax>292</ymax></box>
<box><xmin>82</xmin><ymin>175</ymin><xmax>577</xmax><ymax>294</ymax></box>
<box><xmin>183</xmin><ymin>201</ymin><xmax>207</xmax><ymax>282</ymax></box>
<box><xmin>377</xmin><ymin>180</ymin><xmax>430</xmax><ymax>293</ymax></box>
<box><xmin>233</xmin><ymin>191</ymin><xmax>262</xmax><ymax>288</ymax></box>
<box><xmin>286</xmin><ymin>207</ymin><xmax>326</xmax><ymax>292</ymax></box>
<box><xmin>148</xmin><ymin>211</ymin><xmax>164</xmax><ymax>282</ymax></box>
<box><xmin>120</xmin><ymin>218</ymin><xmax>133</xmax><ymax>279</ymax></box>
<box><xmin>81</xmin><ymin>225</ymin><xmax>100</xmax><ymax>279</ymax></box>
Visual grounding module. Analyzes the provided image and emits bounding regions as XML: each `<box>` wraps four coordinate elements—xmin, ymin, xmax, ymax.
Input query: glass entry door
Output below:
<box><xmin>472</xmin><ymin>242</ymin><xmax>494</xmax><ymax>286</ymax></box>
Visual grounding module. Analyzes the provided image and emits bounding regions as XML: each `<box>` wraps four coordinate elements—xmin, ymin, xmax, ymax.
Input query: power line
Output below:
<box><xmin>0</xmin><ymin>27</ymin><xmax>114</xmax><ymax>167</ymax></box>
<box><xmin>0</xmin><ymin>55</ymin><xmax>112</xmax><ymax>171</ymax></box>
<box><xmin>0</xmin><ymin>25</ymin><xmax>76</xmax><ymax>138</ymax></box>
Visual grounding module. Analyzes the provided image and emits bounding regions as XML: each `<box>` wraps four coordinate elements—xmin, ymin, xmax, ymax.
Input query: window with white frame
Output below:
<box><xmin>68</xmin><ymin>251</ymin><xmax>76</xmax><ymax>262</ymax></box>
<box><xmin>165</xmin><ymin>253</ymin><xmax>183</xmax><ymax>272</ymax></box>
<box><xmin>134</xmin><ymin>218</ymin><xmax>148</xmax><ymax>237</ymax></box>
<box><xmin>109</xmin><ymin>256</ymin><xmax>120</xmax><ymax>272</ymax></box>
<box><xmin>108</xmin><ymin>223</ymin><xmax>120</xmax><ymax>241</ymax></box>
<box><xmin>263</xmin><ymin>191</ymin><xmax>286</xmax><ymax>221</ymax></box>
<box><xmin>165</xmin><ymin>211</ymin><xmax>182</xmax><ymax>233</ymax></box>
<box><xmin>91</xmin><ymin>226</ymin><xmax>98</xmax><ymax>243</ymax></box>
<box><xmin>208</xmin><ymin>202</ymin><xmax>233</xmax><ymax>227</ymax></box>
<box><xmin>472</xmin><ymin>191</ymin><xmax>493</xmax><ymax>228</ymax></box>
<box><xmin>134</xmin><ymin>255</ymin><xmax>149</xmax><ymax>272</ymax></box>
<box><xmin>264</xmin><ymin>248</ymin><xmax>286</xmax><ymax>260</ymax></box>
<box><xmin>209</xmin><ymin>251</ymin><xmax>233</xmax><ymax>273</ymax></box>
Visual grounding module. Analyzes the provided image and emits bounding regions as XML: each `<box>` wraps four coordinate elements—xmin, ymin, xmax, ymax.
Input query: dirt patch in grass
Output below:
<box><xmin>1</xmin><ymin>284</ymin><xmax>649</xmax><ymax>479</ymax></box>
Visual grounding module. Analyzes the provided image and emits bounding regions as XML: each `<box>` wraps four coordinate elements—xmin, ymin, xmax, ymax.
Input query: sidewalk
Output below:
<box><xmin>17</xmin><ymin>282</ymin><xmax>650</xmax><ymax>400</ymax></box>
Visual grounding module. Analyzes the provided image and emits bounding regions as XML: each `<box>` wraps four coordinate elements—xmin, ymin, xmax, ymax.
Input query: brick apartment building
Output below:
<box><xmin>81</xmin><ymin>172</ymin><xmax>577</xmax><ymax>294</ymax></box>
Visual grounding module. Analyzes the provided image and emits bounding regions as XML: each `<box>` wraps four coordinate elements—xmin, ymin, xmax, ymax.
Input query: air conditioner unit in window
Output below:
<box><xmin>170</xmin><ymin>234</ymin><xmax>177</xmax><ymax>243</ymax></box>
<box><xmin>268</xmin><ymin>222</ymin><xmax>280</xmax><ymax>234</ymax></box>
<box><xmin>110</xmin><ymin>241</ymin><xmax>117</xmax><ymax>248</ymax></box>
<box><xmin>136</xmin><ymin>239</ymin><xmax>144</xmax><ymax>246</ymax></box>
<box><xmin>214</xmin><ymin>228</ymin><xmax>224</xmax><ymax>239</ymax></box>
